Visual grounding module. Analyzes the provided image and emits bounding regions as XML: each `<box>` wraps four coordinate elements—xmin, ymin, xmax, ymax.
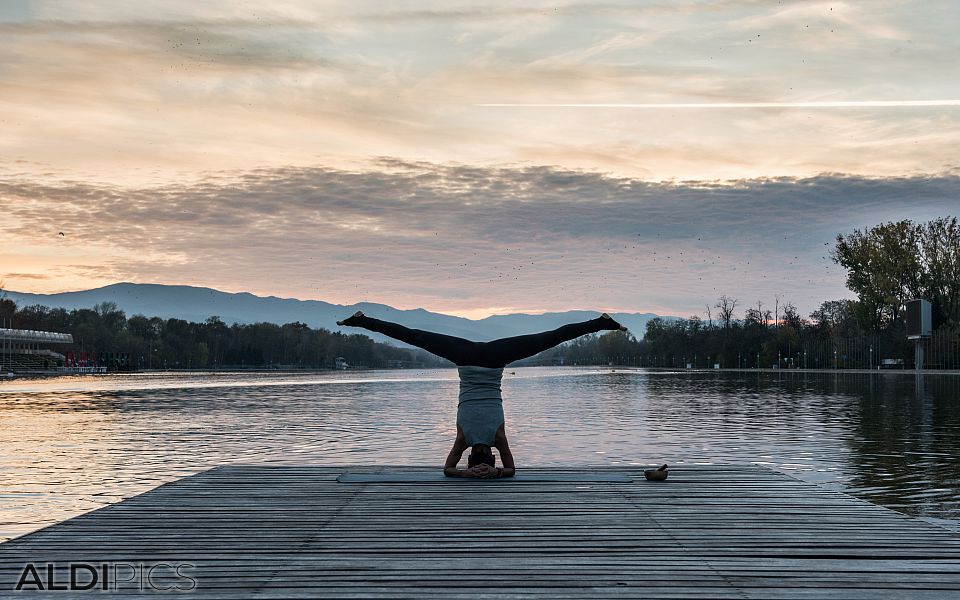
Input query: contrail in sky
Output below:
<box><xmin>476</xmin><ymin>100</ymin><xmax>960</xmax><ymax>108</ymax></box>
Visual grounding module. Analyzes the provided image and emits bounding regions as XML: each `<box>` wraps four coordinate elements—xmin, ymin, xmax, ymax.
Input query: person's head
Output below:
<box><xmin>467</xmin><ymin>443</ymin><xmax>495</xmax><ymax>468</ymax></box>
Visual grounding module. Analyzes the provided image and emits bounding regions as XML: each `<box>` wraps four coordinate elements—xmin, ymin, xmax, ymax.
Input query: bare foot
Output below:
<box><xmin>600</xmin><ymin>312</ymin><xmax>628</xmax><ymax>331</ymax></box>
<box><xmin>337</xmin><ymin>310</ymin><xmax>365</xmax><ymax>326</ymax></box>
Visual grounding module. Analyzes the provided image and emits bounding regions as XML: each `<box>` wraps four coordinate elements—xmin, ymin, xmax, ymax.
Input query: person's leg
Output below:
<box><xmin>337</xmin><ymin>311</ymin><xmax>478</xmax><ymax>365</ymax></box>
<box><xmin>480</xmin><ymin>313</ymin><xmax>625</xmax><ymax>367</ymax></box>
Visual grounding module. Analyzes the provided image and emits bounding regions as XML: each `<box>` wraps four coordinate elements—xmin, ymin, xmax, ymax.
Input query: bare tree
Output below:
<box><xmin>782</xmin><ymin>301</ymin><xmax>804</xmax><ymax>330</ymax></box>
<box><xmin>705</xmin><ymin>305</ymin><xmax>713</xmax><ymax>329</ymax></box>
<box><xmin>744</xmin><ymin>301</ymin><xmax>765</xmax><ymax>327</ymax></box>
<box><xmin>715</xmin><ymin>295</ymin><xmax>738</xmax><ymax>329</ymax></box>
<box><xmin>93</xmin><ymin>301</ymin><xmax>120</xmax><ymax>318</ymax></box>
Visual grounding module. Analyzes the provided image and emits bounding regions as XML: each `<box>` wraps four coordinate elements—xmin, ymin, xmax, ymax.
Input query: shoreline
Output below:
<box><xmin>5</xmin><ymin>365</ymin><xmax>960</xmax><ymax>378</ymax></box>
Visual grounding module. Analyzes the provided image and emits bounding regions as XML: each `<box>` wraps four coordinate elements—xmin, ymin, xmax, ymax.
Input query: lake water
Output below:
<box><xmin>1</xmin><ymin>368</ymin><xmax>958</xmax><ymax>542</ymax></box>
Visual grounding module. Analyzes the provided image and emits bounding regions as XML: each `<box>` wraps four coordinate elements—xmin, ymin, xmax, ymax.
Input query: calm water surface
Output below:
<box><xmin>1</xmin><ymin>368</ymin><xmax>958</xmax><ymax>541</ymax></box>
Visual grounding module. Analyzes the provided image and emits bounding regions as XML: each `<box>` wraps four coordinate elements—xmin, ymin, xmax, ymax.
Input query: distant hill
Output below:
<box><xmin>3</xmin><ymin>283</ymin><xmax>674</xmax><ymax>344</ymax></box>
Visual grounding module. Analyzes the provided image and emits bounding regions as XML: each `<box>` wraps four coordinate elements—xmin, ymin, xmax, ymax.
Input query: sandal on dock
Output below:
<box><xmin>644</xmin><ymin>464</ymin><xmax>668</xmax><ymax>481</ymax></box>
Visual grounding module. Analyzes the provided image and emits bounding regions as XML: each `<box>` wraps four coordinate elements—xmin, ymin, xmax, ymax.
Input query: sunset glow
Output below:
<box><xmin>2</xmin><ymin>0</ymin><xmax>958</xmax><ymax>318</ymax></box>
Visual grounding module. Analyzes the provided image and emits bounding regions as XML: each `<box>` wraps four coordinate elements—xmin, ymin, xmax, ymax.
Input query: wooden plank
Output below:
<box><xmin>337</xmin><ymin>471</ymin><xmax>634</xmax><ymax>483</ymax></box>
<box><xmin>0</xmin><ymin>465</ymin><xmax>958</xmax><ymax>598</ymax></box>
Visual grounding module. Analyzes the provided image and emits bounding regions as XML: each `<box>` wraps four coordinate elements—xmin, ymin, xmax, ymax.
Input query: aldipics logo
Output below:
<box><xmin>14</xmin><ymin>562</ymin><xmax>197</xmax><ymax>592</ymax></box>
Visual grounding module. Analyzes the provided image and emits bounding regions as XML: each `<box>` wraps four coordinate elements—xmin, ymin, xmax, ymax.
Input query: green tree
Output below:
<box><xmin>810</xmin><ymin>300</ymin><xmax>860</xmax><ymax>338</ymax></box>
<box><xmin>832</xmin><ymin>220</ymin><xmax>924</xmax><ymax>331</ymax></box>
<box><xmin>919</xmin><ymin>217</ymin><xmax>960</xmax><ymax>329</ymax></box>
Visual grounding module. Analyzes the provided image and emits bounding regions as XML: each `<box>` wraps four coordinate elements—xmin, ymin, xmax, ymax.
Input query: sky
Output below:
<box><xmin>1</xmin><ymin>0</ymin><xmax>958</xmax><ymax>319</ymax></box>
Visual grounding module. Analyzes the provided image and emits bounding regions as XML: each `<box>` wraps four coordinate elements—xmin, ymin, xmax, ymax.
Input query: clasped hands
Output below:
<box><xmin>465</xmin><ymin>464</ymin><xmax>498</xmax><ymax>478</ymax></box>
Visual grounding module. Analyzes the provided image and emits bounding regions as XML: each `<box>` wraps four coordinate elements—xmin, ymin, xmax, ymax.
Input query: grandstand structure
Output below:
<box><xmin>0</xmin><ymin>328</ymin><xmax>73</xmax><ymax>374</ymax></box>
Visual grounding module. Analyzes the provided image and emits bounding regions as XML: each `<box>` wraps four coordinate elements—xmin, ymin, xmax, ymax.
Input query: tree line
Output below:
<box><xmin>0</xmin><ymin>299</ymin><xmax>445</xmax><ymax>370</ymax></box>
<box><xmin>522</xmin><ymin>216</ymin><xmax>960</xmax><ymax>369</ymax></box>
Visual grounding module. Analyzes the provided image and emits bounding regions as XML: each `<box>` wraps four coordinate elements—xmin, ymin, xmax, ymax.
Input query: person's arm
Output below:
<box><xmin>443</xmin><ymin>427</ymin><xmax>473</xmax><ymax>477</ymax></box>
<box><xmin>493</xmin><ymin>426</ymin><xmax>516</xmax><ymax>478</ymax></box>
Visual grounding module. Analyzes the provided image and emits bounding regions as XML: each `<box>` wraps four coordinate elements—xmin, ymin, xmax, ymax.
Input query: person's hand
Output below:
<box><xmin>460</xmin><ymin>467</ymin><xmax>481</xmax><ymax>478</ymax></box>
<box><xmin>471</xmin><ymin>464</ymin><xmax>498</xmax><ymax>478</ymax></box>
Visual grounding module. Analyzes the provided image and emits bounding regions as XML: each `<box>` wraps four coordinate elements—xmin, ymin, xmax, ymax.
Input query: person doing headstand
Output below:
<box><xmin>336</xmin><ymin>311</ymin><xmax>627</xmax><ymax>479</ymax></box>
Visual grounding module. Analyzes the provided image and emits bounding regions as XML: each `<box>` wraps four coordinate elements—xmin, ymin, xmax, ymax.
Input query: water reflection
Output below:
<box><xmin>845</xmin><ymin>374</ymin><xmax>960</xmax><ymax>522</ymax></box>
<box><xmin>1</xmin><ymin>368</ymin><xmax>957</xmax><ymax>541</ymax></box>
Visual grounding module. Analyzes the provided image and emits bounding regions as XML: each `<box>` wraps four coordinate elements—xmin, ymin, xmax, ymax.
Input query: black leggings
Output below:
<box><xmin>347</xmin><ymin>315</ymin><xmax>613</xmax><ymax>368</ymax></box>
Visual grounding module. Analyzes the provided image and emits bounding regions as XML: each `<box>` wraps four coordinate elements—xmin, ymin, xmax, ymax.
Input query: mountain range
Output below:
<box><xmin>3</xmin><ymin>283</ymin><xmax>671</xmax><ymax>344</ymax></box>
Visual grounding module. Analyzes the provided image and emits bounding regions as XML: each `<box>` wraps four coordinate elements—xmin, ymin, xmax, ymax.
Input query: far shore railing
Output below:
<box><xmin>55</xmin><ymin>366</ymin><xmax>108</xmax><ymax>374</ymax></box>
<box><xmin>518</xmin><ymin>329</ymin><xmax>960</xmax><ymax>370</ymax></box>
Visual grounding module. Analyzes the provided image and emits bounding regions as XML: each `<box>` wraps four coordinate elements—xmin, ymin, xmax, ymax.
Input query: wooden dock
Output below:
<box><xmin>1</xmin><ymin>465</ymin><xmax>959</xmax><ymax>598</ymax></box>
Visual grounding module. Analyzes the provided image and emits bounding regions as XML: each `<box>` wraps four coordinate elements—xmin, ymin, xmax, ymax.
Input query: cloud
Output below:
<box><xmin>730</xmin><ymin>1</ymin><xmax>910</xmax><ymax>43</ymax></box>
<box><xmin>2</xmin><ymin>161</ymin><xmax>957</xmax><ymax>316</ymax></box>
<box><xmin>0</xmin><ymin>18</ymin><xmax>336</xmax><ymax>71</ymax></box>
<box><xmin>1</xmin><ymin>1</ymin><xmax>957</xmax><ymax>183</ymax></box>
<box><xmin>11</xmin><ymin>2</ymin><xmax>804</xmax><ymax>25</ymax></box>
<box><xmin>2</xmin><ymin>2</ymin><xmax>957</xmax><ymax>316</ymax></box>
<box><xmin>1</xmin><ymin>273</ymin><xmax>50</xmax><ymax>280</ymax></box>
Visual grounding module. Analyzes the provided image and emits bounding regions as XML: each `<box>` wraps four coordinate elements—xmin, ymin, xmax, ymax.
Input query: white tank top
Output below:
<box><xmin>456</xmin><ymin>366</ymin><xmax>505</xmax><ymax>446</ymax></box>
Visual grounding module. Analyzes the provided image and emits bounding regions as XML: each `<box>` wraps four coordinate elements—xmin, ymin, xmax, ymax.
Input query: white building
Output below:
<box><xmin>0</xmin><ymin>328</ymin><xmax>73</xmax><ymax>373</ymax></box>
